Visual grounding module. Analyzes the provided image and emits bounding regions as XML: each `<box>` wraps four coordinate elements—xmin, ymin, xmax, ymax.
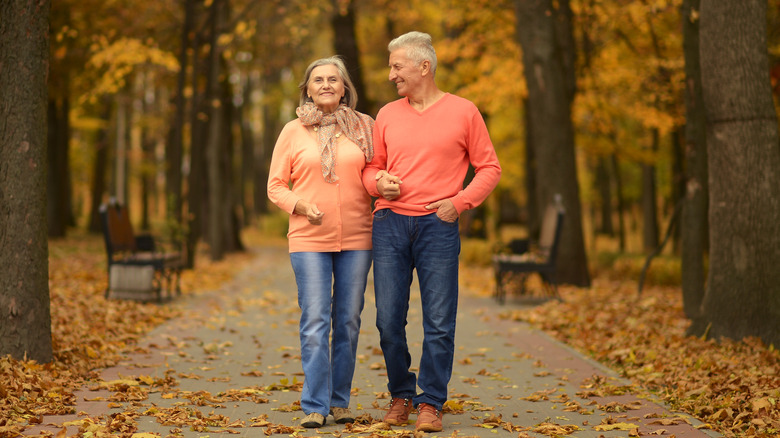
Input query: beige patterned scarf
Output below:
<box><xmin>296</xmin><ymin>102</ymin><xmax>374</xmax><ymax>183</ymax></box>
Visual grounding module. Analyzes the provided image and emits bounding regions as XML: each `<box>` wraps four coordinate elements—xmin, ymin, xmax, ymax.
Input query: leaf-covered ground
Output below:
<box><xmin>460</xmin><ymin>265</ymin><xmax>780</xmax><ymax>438</ymax></box>
<box><xmin>2</xmin><ymin>233</ymin><xmax>778</xmax><ymax>437</ymax></box>
<box><xmin>1</xmin><ymin>232</ymin><xmax>254</xmax><ymax>437</ymax></box>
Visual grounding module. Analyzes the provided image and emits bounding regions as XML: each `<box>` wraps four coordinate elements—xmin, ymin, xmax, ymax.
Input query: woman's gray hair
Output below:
<box><xmin>388</xmin><ymin>31</ymin><xmax>437</xmax><ymax>75</ymax></box>
<box><xmin>298</xmin><ymin>56</ymin><xmax>358</xmax><ymax>109</ymax></box>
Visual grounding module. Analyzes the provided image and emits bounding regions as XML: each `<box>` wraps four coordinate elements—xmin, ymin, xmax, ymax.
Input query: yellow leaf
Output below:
<box><xmin>594</xmin><ymin>422</ymin><xmax>639</xmax><ymax>431</ymax></box>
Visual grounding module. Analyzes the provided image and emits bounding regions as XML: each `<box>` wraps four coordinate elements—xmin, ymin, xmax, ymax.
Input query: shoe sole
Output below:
<box><xmin>334</xmin><ymin>418</ymin><xmax>355</xmax><ymax>424</ymax></box>
<box><xmin>302</xmin><ymin>422</ymin><xmax>324</xmax><ymax>428</ymax></box>
<box><xmin>416</xmin><ymin>424</ymin><xmax>443</xmax><ymax>432</ymax></box>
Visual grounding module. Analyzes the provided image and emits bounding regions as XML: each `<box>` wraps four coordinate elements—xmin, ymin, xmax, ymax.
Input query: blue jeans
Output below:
<box><xmin>372</xmin><ymin>209</ymin><xmax>460</xmax><ymax>411</ymax></box>
<box><xmin>290</xmin><ymin>250</ymin><xmax>372</xmax><ymax>416</ymax></box>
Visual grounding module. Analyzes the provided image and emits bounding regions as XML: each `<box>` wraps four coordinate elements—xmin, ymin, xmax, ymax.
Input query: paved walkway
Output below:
<box><xmin>28</xmin><ymin>244</ymin><xmax>720</xmax><ymax>437</ymax></box>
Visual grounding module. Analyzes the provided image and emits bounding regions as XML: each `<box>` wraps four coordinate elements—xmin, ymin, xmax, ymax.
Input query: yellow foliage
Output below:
<box><xmin>81</xmin><ymin>38</ymin><xmax>178</xmax><ymax>104</ymax></box>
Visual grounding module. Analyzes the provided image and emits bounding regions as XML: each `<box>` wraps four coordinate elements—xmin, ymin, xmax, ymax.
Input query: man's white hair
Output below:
<box><xmin>388</xmin><ymin>31</ymin><xmax>437</xmax><ymax>75</ymax></box>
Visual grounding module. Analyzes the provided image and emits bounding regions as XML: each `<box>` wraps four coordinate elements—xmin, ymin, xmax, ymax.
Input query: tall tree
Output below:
<box><xmin>332</xmin><ymin>0</ymin><xmax>371</xmax><ymax>115</ymax></box>
<box><xmin>515</xmin><ymin>0</ymin><xmax>590</xmax><ymax>286</ymax></box>
<box><xmin>206</xmin><ymin>0</ymin><xmax>227</xmax><ymax>261</ymax></box>
<box><xmin>698</xmin><ymin>0</ymin><xmax>780</xmax><ymax>346</ymax></box>
<box><xmin>681</xmin><ymin>0</ymin><xmax>709</xmax><ymax>327</ymax></box>
<box><xmin>166</xmin><ymin>0</ymin><xmax>194</xmax><ymax>235</ymax></box>
<box><xmin>0</xmin><ymin>0</ymin><xmax>53</xmax><ymax>363</ymax></box>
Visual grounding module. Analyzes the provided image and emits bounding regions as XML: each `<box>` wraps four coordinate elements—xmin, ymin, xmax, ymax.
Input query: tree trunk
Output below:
<box><xmin>0</xmin><ymin>0</ymin><xmax>53</xmax><ymax>363</ymax></box>
<box><xmin>185</xmin><ymin>12</ymin><xmax>208</xmax><ymax>269</ymax></box>
<box><xmin>166</xmin><ymin>0</ymin><xmax>193</xmax><ymax>234</ymax></box>
<box><xmin>88</xmin><ymin>98</ymin><xmax>112</xmax><ymax>233</ymax></box>
<box><xmin>47</xmin><ymin>97</ymin><xmax>70</xmax><ymax>237</ymax></box>
<box><xmin>515</xmin><ymin>0</ymin><xmax>590</xmax><ymax>286</ymax></box>
<box><xmin>217</xmin><ymin>58</ymin><xmax>244</xmax><ymax>253</ymax></box>
<box><xmin>612</xmin><ymin>153</ymin><xmax>627</xmax><ymax>252</ymax></box>
<box><xmin>331</xmin><ymin>0</ymin><xmax>371</xmax><ymax>115</ymax></box>
<box><xmin>596</xmin><ymin>156</ymin><xmax>614</xmax><ymax>236</ymax></box>
<box><xmin>139</xmin><ymin>74</ymin><xmax>154</xmax><ymax>231</ymax></box>
<box><xmin>114</xmin><ymin>94</ymin><xmax>129</xmax><ymax>205</ymax></box>
<box><xmin>671</xmin><ymin>128</ymin><xmax>684</xmax><ymax>253</ymax></box>
<box><xmin>641</xmin><ymin>130</ymin><xmax>660</xmax><ymax>253</ymax></box>
<box><xmin>524</xmin><ymin>98</ymin><xmax>540</xmax><ymax>238</ymax></box>
<box><xmin>698</xmin><ymin>0</ymin><xmax>780</xmax><ymax>346</ymax></box>
<box><xmin>681</xmin><ymin>0</ymin><xmax>709</xmax><ymax>325</ymax></box>
<box><xmin>206</xmin><ymin>0</ymin><xmax>225</xmax><ymax>261</ymax></box>
<box><xmin>254</xmin><ymin>69</ymin><xmax>282</xmax><ymax>217</ymax></box>
<box><xmin>239</xmin><ymin>76</ymin><xmax>254</xmax><ymax>226</ymax></box>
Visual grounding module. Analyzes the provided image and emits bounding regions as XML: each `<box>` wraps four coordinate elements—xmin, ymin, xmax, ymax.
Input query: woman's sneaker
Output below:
<box><xmin>330</xmin><ymin>407</ymin><xmax>355</xmax><ymax>424</ymax></box>
<box><xmin>300</xmin><ymin>412</ymin><xmax>326</xmax><ymax>428</ymax></box>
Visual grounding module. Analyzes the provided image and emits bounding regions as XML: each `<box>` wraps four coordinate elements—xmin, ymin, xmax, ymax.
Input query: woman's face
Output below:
<box><xmin>307</xmin><ymin>64</ymin><xmax>345</xmax><ymax>113</ymax></box>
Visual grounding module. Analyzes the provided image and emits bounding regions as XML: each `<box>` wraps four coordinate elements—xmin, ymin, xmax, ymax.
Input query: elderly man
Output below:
<box><xmin>362</xmin><ymin>31</ymin><xmax>501</xmax><ymax>432</ymax></box>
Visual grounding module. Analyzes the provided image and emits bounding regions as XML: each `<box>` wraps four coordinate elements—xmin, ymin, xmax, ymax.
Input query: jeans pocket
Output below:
<box><xmin>373</xmin><ymin>208</ymin><xmax>391</xmax><ymax>222</ymax></box>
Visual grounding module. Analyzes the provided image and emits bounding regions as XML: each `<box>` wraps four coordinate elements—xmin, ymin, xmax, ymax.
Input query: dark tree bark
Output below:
<box><xmin>595</xmin><ymin>156</ymin><xmax>614</xmax><ymax>236</ymax></box>
<box><xmin>331</xmin><ymin>0</ymin><xmax>371</xmax><ymax>115</ymax></box>
<box><xmin>515</xmin><ymin>0</ymin><xmax>590</xmax><ymax>286</ymax></box>
<box><xmin>138</xmin><ymin>76</ymin><xmax>156</xmax><ymax>231</ymax></box>
<box><xmin>670</xmin><ymin>128</ymin><xmax>685</xmax><ymax>253</ymax></box>
<box><xmin>254</xmin><ymin>69</ymin><xmax>282</xmax><ymax>217</ymax></box>
<box><xmin>681</xmin><ymin>0</ymin><xmax>709</xmax><ymax>326</ymax></box>
<box><xmin>206</xmin><ymin>0</ymin><xmax>226</xmax><ymax>261</ymax></box>
<box><xmin>0</xmin><ymin>0</ymin><xmax>53</xmax><ymax>363</ymax></box>
<box><xmin>166</xmin><ymin>0</ymin><xmax>194</xmax><ymax>234</ymax></box>
<box><xmin>216</xmin><ymin>56</ymin><xmax>244</xmax><ymax>253</ymax></box>
<box><xmin>611</xmin><ymin>153</ymin><xmax>627</xmax><ymax>252</ymax></box>
<box><xmin>239</xmin><ymin>76</ymin><xmax>254</xmax><ymax>225</ymax></box>
<box><xmin>185</xmin><ymin>6</ymin><xmax>209</xmax><ymax>269</ymax></box>
<box><xmin>641</xmin><ymin>130</ymin><xmax>660</xmax><ymax>253</ymax></box>
<box><xmin>47</xmin><ymin>96</ymin><xmax>71</xmax><ymax>237</ymax></box>
<box><xmin>88</xmin><ymin>98</ymin><xmax>111</xmax><ymax>233</ymax></box>
<box><xmin>698</xmin><ymin>0</ymin><xmax>780</xmax><ymax>346</ymax></box>
<box><xmin>524</xmin><ymin>98</ymin><xmax>540</xmax><ymax>238</ymax></box>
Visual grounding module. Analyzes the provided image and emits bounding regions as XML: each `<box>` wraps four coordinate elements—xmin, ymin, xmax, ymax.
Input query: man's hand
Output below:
<box><xmin>376</xmin><ymin>170</ymin><xmax>402</xmax><ymax>201</ymax></box>
<box><xmin>294</xmin><ymin>199</ymin><xmax>324</xmax><ymax>225</ymax></box>
<box><xmin>425</xmin><ymin>199</ymin><xmax>458</xmax><ymax>222</ymax></box>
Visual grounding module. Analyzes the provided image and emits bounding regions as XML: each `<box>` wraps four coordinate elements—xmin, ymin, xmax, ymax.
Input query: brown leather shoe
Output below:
<box><xmin>415</xmin><ymin>403</ymin><xmax>442</xmax><ymax>432</ymax></box>
<box><xmin>383</xmin><ymin>397</ymin><xmax>413</xmax><ymax>425</ymax></box>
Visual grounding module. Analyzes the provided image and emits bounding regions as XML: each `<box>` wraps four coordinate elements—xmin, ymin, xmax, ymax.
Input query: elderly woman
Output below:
<box><xmin>267</xmin><ymin>56</ymin><xmax>374</xmax><ymax>429</ymax></box>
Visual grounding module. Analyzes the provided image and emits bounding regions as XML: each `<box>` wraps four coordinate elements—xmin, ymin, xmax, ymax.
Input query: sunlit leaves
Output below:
<box><xmin>82</xmin><ymin>38</ymin><xmax>178</xmax><ymax>104</ymax></box>
<box><xmin>0</xmin><ymin>233</ymin><xmax>251</xmax><ymax>433</ymax></box>
<box><xmin>504</xmin><ymin>279</ymin><xmax>780</xmax><ymax>438</ymax></box>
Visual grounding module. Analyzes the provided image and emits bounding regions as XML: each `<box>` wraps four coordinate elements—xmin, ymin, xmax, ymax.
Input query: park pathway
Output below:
<box><xmin>27</xmin><ymin>244</ymin><xmax>720</xmax><ymax>437</ymax></box>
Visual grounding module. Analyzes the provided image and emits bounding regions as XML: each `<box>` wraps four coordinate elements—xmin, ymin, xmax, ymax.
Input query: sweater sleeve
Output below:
<box><xmin>361</xmin><ymin>116</ymin><xmax>386</xmax><ymax>197</ymax></box>
<box><xmin>450</xmin><ymin>109</ymin><xmax>502</xmax><ymax>214</ymax></box>
<box><xmin>267</xmin><ymin>123</ymin><xmax>302</xmax><ymax>215</ymax></box>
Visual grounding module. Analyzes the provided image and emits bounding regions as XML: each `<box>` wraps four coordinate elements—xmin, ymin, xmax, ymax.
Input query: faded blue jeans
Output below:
<box><xmin>290</xmin><ymin>250</ymin><xmax>372</xmax><ymax>416</ymax></box>
<box><xmin>372</xmin><ymin>209</ymin><xmax>460</xmax><ymax>411</ymax></box>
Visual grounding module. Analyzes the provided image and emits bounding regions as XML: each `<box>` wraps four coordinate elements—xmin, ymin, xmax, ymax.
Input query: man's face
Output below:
<box><xmin>388</xmin><ymin>49</ymin><xmax>422</xmax><ymax>97</ymax></box>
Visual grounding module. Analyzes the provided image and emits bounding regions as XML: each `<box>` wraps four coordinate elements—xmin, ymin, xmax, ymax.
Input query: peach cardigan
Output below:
<box><xmin>267</xmin><ymin>119</ymin><xmax>372</xmax><ymax>253</ymax></box>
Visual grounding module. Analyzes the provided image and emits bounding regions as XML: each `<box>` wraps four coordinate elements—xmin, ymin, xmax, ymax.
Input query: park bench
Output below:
<box><xmin>99</xmin><ymin>200</ymin><xmax>183</xmax><ymax>302</ymax></box>
<box><xmin>493</xmin><ymin>195</ymin><xmax>565</xmax><ymax>304</ymax></box>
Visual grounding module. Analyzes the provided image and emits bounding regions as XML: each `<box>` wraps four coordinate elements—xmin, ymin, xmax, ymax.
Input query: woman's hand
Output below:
<box><xmin>294</xmin><ymin>199</ymin><xmax>324</xmax><ymax>225</ymax></box>
<box><xmin>376</xmin><ymin>170</ymin><xmax>402</xmax><ymax>201</ymax></box>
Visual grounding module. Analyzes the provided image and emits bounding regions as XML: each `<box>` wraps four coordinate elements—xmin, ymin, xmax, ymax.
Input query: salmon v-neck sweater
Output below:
<box><xmin>267</xmin><ymin>119</ymin><xmax>372</xmax><ymax>253</ymax></box>
<box><xmin>363</xmin><ymin>93</ymin><xmax>501</xmax><ymax>215</ymax></box>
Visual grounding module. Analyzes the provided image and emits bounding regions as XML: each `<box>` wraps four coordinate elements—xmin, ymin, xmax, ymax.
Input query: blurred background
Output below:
<box><xmin>45</xmin><ymin>0</ymin><xmax>780</xmax><ymax>278</ymax></box>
